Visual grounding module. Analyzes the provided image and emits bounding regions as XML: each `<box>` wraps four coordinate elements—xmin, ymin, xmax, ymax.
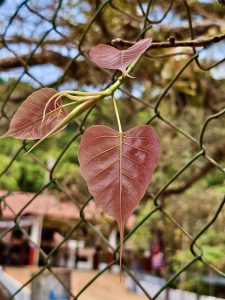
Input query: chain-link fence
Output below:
<box><xmin>0</xmin><ymin>0</ymin><xmax>225</xmax><ymax>299</ymax></box>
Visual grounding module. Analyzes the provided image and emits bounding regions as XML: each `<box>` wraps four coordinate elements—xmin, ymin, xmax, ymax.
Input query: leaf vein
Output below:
<box><xmin>122</xmin><ymin>171</ymin><xmax>145</xmax><ymax>187</ymax></box>
<box><xmin>122</xmin><ymin>142</ymin><xmax>150</xmax><ymax>154</ymax></box>
<box><xmin>122</xmin><ymin>155</ymin><xmax>147</xmax><ymax>168</ymax></box>
<box><xmin>122</xmin><ymin>189</ymin><xmax>138</xmax><ymax>202</ymax></box>
<box><xmin>88</xmin><ymin>159</ymin><xmax>119</xmax><ymax>181</ymax></box>
<box><xmin>80</xmin><ymin>135</ymin><xmax>118</xmax><ymax>148</ymax></box>
<box><xmin>81</xmin><ymin>144</ymin><xmax>119</xmax><ymax>167</ymax></box>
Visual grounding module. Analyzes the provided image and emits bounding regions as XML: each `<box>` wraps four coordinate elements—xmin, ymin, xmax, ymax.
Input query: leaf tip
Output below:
<box><xmin>118</xmin><ymin>220</ymin><xmax>125</xmax><ymax>281</ymax></box>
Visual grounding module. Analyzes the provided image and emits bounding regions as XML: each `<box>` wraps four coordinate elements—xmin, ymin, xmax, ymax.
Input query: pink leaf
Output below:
<box><xmin>3</xmin><ymin>88</ymin><xmax>68</xmax><ymax>140</ymax></box>
<box><xmin>89</xmin><ymin>38</ymin><xmax>152</xmax><ymax>74</ymax></box>
<box><xmin>78</xmin><ymin>125</ymin><xmax>160</xmax><ymax>274</ymax></box>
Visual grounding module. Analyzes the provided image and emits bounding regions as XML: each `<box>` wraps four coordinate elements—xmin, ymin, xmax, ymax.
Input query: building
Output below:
<box><xmin>0</xmin><ymin>190</ymin><xmax>97</xmax><ymax>269</ymax></box>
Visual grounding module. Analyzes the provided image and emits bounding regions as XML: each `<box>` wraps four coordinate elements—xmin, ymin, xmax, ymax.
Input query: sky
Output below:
<box><xmin>0</xmin><ymin>0</ymin><xmax>225</xmax><ymax>88</ymax></box>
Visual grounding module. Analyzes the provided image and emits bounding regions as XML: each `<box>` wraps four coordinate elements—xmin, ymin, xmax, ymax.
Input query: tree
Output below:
<box><xmin>0</xmin><ymin>0</ymin><xmax>225</xmax><ymax>295</ymax></box>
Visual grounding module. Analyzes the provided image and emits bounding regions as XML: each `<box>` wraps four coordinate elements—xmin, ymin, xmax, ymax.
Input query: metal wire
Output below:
<box><xmin>0</xmin><ymin>0</ymin><xmax>225</xmax><ymax>299</ymax></box>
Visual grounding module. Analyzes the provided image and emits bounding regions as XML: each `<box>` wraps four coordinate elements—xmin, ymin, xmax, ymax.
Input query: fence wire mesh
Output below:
<box><xmin>0</xmin><ymin>0</ymin><xmax>225</xmax><ymax>299</ymax></box>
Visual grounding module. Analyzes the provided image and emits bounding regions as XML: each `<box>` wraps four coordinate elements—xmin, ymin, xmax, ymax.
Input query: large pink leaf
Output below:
<box><xmin>89</xmin><ymin>38</ymin><xmax>152</xmax><ymax>74</ymax></box>
<box><xmin>78</xmin><ymin>125</ymin><xmax>160</xmax><ymax>272</ymax></box>
<box><xmin>3</xmin><ymin>88</ymin><xmax>68</xmax><ymax>140</ymax></box>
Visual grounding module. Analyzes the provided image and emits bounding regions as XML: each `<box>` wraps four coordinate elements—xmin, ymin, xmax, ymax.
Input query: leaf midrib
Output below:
<box><xmin>119</xmin><ymin>132</ymin><xmax>123</xmax><ymax>228</ymax></box>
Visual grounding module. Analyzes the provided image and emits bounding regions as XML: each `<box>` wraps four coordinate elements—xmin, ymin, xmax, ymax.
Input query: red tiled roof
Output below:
<box><xmin>0</xmin><ymin>190</ymin><xmax>96</xmax><ymax>220</ymax></box>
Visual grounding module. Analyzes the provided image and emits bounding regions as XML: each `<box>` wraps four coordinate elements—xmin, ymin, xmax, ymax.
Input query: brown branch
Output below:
<box><xmin>0</xmin><ymin>50</ymin><xmax>112</xmax><ymax>86</ymax></box>
<box><xmin>111</xmin><ymin>32</ymin><xmax>225</xmax><ymax>49</ymax></box>
<box><xmin>163</xmin><ymin>147</ymin><xmax>225</xmax><ymax>196</ymax></box>
<box><xmin>0</xmin><ymin>50</ymin><xmax>74</xmax><ymax>70</ymax></box>
<box><xmin>0</xmin><ymin>35</ymin><xmax>69</xmax><ymax>47</ymax></box>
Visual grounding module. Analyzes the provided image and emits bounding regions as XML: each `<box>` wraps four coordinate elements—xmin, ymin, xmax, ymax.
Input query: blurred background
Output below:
<box><xmin>0</xmin><ymin>0</ymin><xmax>225</xmax><ymax>299</ymax></box>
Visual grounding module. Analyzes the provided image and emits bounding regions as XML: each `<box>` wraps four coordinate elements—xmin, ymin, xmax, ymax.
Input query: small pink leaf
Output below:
<box><xmin>89</xmin><ymin>38</ymin><xmax>152</xmax><ymax>74</ymax></box>
<box><xmin>3</xmin><ymin>88</ymin><xmax>68</xmax><ymax>140</ymax></box>
<box><xmin>78</xmin><ymin>125</ymin><xmax>160</xmax><ymax>274</ymax></box>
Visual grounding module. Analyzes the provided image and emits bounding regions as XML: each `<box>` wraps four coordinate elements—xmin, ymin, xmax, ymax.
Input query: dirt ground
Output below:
<box><xmin>5</xmin><ymin>267</ymin><xmax>144</xmax><ymax>300</ymax></box>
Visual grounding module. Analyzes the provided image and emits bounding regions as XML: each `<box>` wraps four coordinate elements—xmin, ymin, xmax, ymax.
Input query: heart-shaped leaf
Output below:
<box><xmin>2</xmin><ymin>88</ymin><xmax>68</xmax><ymax>140</ymax></box>
<box><xmin>78</xmin><ymin>125</ymin><xmax>160</xmax><ymax>272</ymax></box>
<box><xmin>89</xmin><ymin>38</ymin><xmax>152</xmax><ymax>74</ymax></box>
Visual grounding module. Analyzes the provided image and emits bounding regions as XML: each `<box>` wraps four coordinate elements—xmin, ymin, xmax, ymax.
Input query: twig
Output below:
<box><xmin>111</xmin><ymin>33</ymin><xmax>225</xmax><ymax>49</ymax></box>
